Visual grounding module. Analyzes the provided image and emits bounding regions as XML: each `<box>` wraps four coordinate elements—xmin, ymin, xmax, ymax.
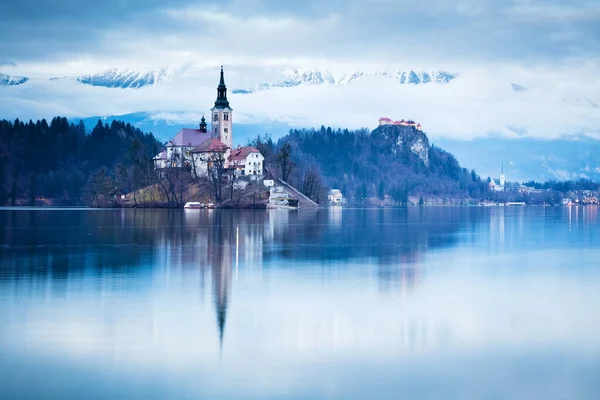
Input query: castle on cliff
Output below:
<box><xmin>378</xmin><ymin>117</ymin><xmax>422</xmax><ymax>131</ymax></box>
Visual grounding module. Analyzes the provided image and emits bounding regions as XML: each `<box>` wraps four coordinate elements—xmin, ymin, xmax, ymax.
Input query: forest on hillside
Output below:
<box><xmin>2</xmin><ymin>117</ymin><xmax>598</xmax><ymax>207</ymax></box>
<box><xmin>251</xmin><ymin>125</ymin><xmax>489</xmax><ymax>204</ymax></box>
<box><xmin>0</xmin><ymin>118</ymin><xmax>160</xmax><ymax>205</ymax></box>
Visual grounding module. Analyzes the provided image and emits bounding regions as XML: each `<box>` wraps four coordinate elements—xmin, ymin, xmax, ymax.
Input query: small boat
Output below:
<box><xmin>206</xmin><ymin>202</ymin><xmax>215</xmax><ymax>209</ymax></box>
<box><xmin>184</xmin><ymin>202</ymin><xmax>203</xmax><ymax>209</ymax></box>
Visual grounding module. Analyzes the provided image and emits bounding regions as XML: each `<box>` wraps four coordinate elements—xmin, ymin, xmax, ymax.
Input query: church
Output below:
<box><xmin>154</xmin><ymin>67</ymin><xmax>264</xmax><ymax>178</ymax></box>
<box><xmin>489</xmin><ymin>164</ymin><xmax>506</xmax><ymax>192</ymax></box>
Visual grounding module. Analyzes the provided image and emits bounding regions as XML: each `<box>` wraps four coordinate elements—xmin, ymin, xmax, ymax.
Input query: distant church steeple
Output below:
<box><xmin>500</xmin><ymin>162</ymin><xmax>506</xmax><ymax>187</ymax></box>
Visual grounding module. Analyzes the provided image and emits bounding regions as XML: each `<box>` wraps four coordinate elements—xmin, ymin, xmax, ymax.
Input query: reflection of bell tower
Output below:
<box><xmin>209</xmin><ymin>212</ymin><xmax>233</xmax><ymax>350</ymax></box>
<box><xmin>213</xmin><ymin>249</ymin><xmax>231</xmax><ymax>349</ymax></box>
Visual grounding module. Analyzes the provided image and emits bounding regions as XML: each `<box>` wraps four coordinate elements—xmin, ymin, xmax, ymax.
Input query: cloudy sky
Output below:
<box><xmin>1</xmin><ymin>0</ymin><xmax>600</xmax><ymax>139</ymax></box>
<box><xmin>2</xmin><ymin>0</ymin><xmax>600</xmax><ymax>68</ymax></box>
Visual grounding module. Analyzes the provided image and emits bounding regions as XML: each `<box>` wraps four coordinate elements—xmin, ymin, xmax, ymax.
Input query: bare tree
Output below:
<box><xmin>115</xmin><ymin>162</ymin><xmax>138</xmax><ymax>207</ymax></box>
<box><xmin>157</xmin><ymin>151</ymin><xmax>191</xmax><ymax>208</ymax></box>
<box><xmin>207</xmin><ymin>151</ymin><xmax>226</xmax><ymax>202</ymax></box>
<box><xmin>276</xmin><ymin>143</ymin><xmax>294</xmax><ymax>182</ymax></box>
<box><xmin>229</xmin><ymin>169</ymin><xmax>237</xmax><ymax>201</ymax></box>
<box><xmin>301</xmin><ymin>166</ymin><xmax>324</xmax><ymax>203</ymax></box>
<box><xmin>84</xmin><ymin>168</ymin><xmax>115</xmax><ymax>207</ymax></box>
<box><xmin>186</xmin><ymin>145</ymin><xmax>200</xmax><ymax>182</ymax></box>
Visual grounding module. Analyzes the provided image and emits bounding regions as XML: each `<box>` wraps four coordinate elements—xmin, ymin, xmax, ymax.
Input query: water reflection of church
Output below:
<box><xmin>150</xmin><ymin>207</ymin><xmax>478</xmax><ymax>350</ymax></box>
<box><xmin>166</xmin><ymin>210</ymin><xmax>265</xmax><ymax>348</ymax></box>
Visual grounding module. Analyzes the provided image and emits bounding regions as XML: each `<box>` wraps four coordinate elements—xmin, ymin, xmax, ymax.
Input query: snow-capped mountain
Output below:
<box><xmin>75</xmin><ymin>68</ymin><xmax>167</xmax><ymax>89</ymax></box>
<box><xmin>232</xmin><ymin>69</ymin><xmax>457</xmax><ymax>94</ymax></box>
<box><xmin>0</xmin><ymin>73</ymin><xmax>29</xmax><ymax>86</ymax></box>
<box><xmin>2</xmin><ymin>66</ymin><xmax>456</xmax><ymax>91</ymax></box>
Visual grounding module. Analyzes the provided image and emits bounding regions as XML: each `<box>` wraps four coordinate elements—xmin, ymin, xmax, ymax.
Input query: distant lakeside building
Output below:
<box><xmin>488</xmin><ymin>164</ymin><xmax>506</xmax><ymax>192</ymax></box>
<box><xmin>328</xmin><ymin>189</ymin><xmax>343</xmax><ymax>204</ymax></box>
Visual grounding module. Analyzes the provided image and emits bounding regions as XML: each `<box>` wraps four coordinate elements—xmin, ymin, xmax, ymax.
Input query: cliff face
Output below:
<box><xmin>371</xmin><ymin>125</ymin><xmax>430</xmax><ymax>166</ymax></box>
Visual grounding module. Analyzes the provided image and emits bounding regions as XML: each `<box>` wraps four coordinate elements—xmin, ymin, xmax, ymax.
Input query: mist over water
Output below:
<box><xmin>0</xmin><ymin>207</ymin><xmax>599</xmax><ymax>399</ymax></box>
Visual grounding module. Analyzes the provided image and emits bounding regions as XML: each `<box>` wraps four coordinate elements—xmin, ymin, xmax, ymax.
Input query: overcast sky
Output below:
<box><xmin>2</xmin><ymin>0</ymin><xmax>599</xmax><ymax>69</ymax></box>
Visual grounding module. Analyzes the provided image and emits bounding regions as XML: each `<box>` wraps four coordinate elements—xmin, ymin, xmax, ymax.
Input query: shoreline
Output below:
<box><xmin>1</xmin><ymin>203</ymin><xmax>598</xmax><ymax>211</ymax></box>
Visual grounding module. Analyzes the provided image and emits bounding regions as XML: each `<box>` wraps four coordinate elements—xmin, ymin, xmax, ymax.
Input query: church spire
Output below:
<box><xmin>214</xmin><ymin>65</ymin><xmax>230</xmax><ymax>109</ymax></box>
<box><xmin>219</xmin><ymin>65</ymin><xmax>226</xmax><ymax>87</ymax></box>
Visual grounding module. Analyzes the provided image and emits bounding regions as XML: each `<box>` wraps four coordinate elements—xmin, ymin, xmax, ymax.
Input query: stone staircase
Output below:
<box><xmin>266</xmin><ymin>168</ymin><xmax>319</xmax><ymax>209</ymax></box>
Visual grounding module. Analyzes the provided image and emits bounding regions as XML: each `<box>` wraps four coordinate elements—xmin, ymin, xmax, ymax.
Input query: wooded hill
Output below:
<box><xmin>252</xmin><ymin>124</ymin><xmax>489</xmax><ymax>204</ymax></box>
<box><xmin>0</xmin><ymin>118</ymin><xmax>160</xmax><ymax>205</ymax></box>
<box><xmin>3</xmin><ymin>116</ymin><xmax>595</xmax><ymax>207</ymax></box>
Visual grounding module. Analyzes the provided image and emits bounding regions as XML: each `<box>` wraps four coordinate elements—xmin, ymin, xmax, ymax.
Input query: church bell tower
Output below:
<box><xmin>211</xmin><ymin>66</ymin><xmax>233</xmax><ymax>153</ymax></box>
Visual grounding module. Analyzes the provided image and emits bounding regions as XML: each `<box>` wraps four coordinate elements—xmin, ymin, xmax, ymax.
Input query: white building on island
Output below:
<box><xmin>229</xmin><ymin>146</ymin><xmax>264</xmax><ymax>178</ymax></box>
<box><xmin>191</xmin><ymin>137</ymin><xmax>228</xmax><ymax>177</ymax></box>
<box><xmin>263</xmin><ymin>170</ymin><xmax>276</xmax><ymax>187</ymax></box>
<box><xmin>154</xmin><ymin>67</ymin><xmax>264</xmax><ymax>179</ymax></box>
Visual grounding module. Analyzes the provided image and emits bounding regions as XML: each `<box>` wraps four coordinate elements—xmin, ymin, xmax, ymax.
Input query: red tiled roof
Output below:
<box><xmin>392</xmin><ymin>121</ymin><xmax>403</xmax><ymax>125</ymax></box>
<box><xmin>192</xmin><ymin>138</ymin><xmax>227</xmax><ymax>153</ymax></box>
<box><xmin>229</xmin><ymin>146</ymin><xmax>260</xmax><ymax>161</ymax></box>
<box><xmin>379</xmin><ymin>117</ymin><xmax>392</xmax><ymax>121</ymax></box>
<box><xmin>169</xmin><ymin>128</ymin><xmax>211</xmax><ymax>147</ymax></box>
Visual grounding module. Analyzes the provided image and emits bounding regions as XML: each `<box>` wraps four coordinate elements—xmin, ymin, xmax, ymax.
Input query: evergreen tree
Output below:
<box><xmin>0</xmin><ymin>117</ymin><xmax>162</xmax><ymax>206</ymax></box>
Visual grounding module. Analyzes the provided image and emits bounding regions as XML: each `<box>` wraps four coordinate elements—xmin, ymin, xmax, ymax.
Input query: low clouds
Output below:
<box><xmin>1</xmin><ymin>0</ymin><xmax>599</xmax><ymax>140</ymax></box>
<box><xmin>1</xmin><ymin>62</ymin><xmax>598</xmax><ymax>141</ymax></box>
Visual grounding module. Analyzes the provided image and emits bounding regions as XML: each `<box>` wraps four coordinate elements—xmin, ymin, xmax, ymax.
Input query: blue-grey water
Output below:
<box><xmin>0</xmin><ymin>207</ymin><xmax>599</xmax><ymax>400</ymax></box>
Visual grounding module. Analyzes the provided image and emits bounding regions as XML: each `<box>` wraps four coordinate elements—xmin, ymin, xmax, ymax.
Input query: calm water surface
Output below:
<box><xmin>0</xmin><ymin>207</ymin><xmax>599</xmax><ymax>399</ymax></box>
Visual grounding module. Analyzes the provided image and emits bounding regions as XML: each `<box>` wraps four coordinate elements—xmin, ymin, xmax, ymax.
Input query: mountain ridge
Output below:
<box><xmin>75</xmin><ymin>68</ymin><xmax>167</xmax><ymax>88</ymax></box>
<box><xmin>0</xmin><ymin>73</ymin><xmax>29</xmax><ymax>86</ymax></box>
<box><xmin>1</xmin><ymin>66</ymin><xmax>457</xmax><ymax>90</ymax></box>
<box><xmin>232</xmin><ymin>69</ymin><xmax>457</xmax><ymax>94</ymax></box>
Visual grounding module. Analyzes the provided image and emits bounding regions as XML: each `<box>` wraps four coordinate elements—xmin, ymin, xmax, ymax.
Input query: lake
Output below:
<box><xmin>0</xmin><ymin>207</ymin><xmax>599</xmax><ymax>399</ymax></box>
